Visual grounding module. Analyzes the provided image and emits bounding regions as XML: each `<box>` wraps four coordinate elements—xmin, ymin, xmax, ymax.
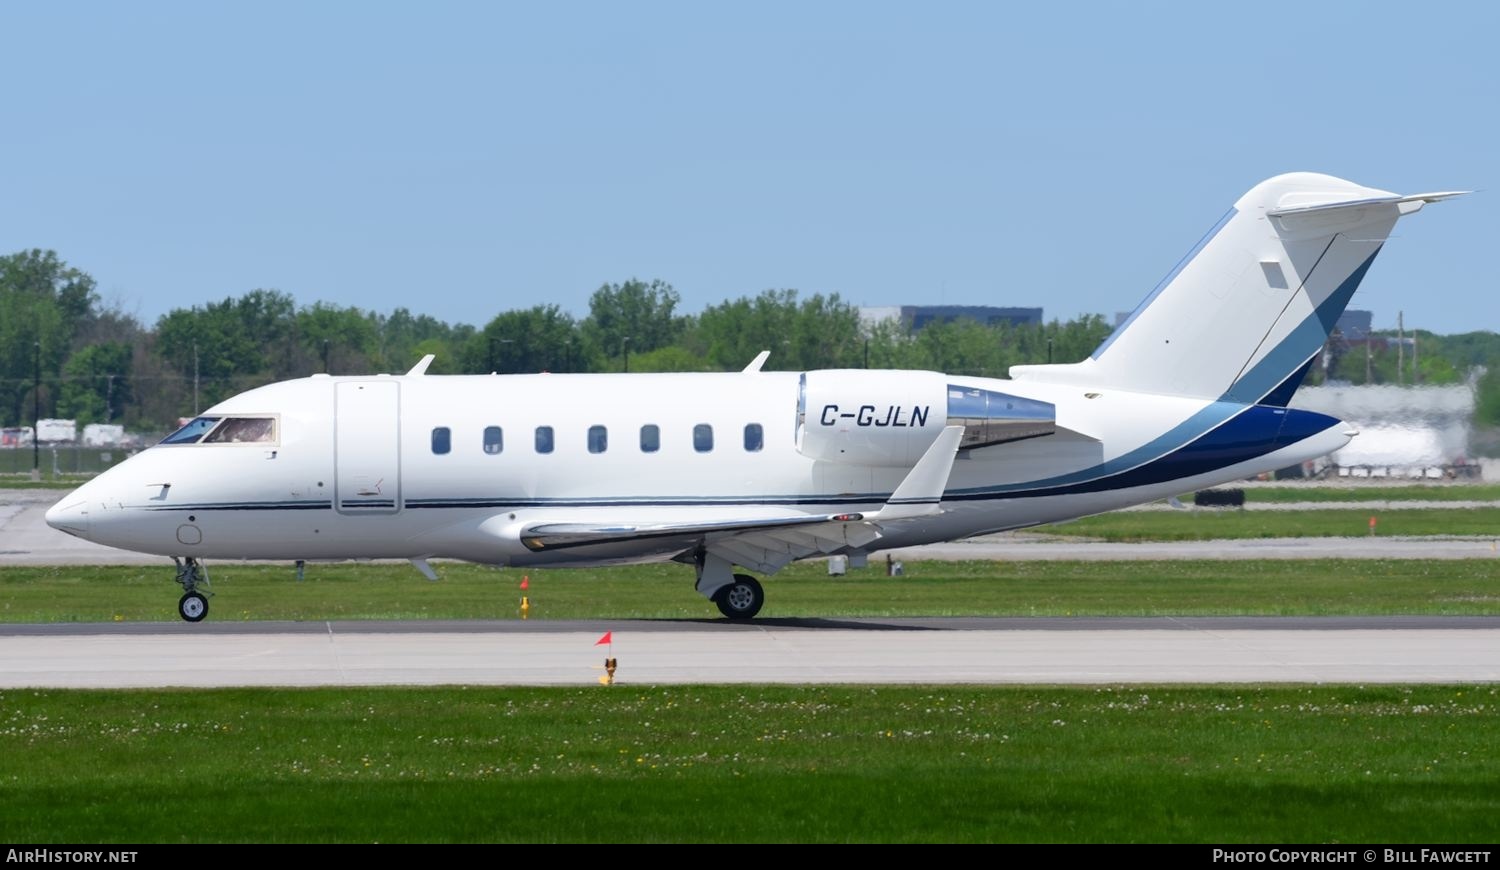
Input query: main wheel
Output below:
<box><xmin>178</xmin><ymin>591</ymin><xmax>208</xmax><ymax>623</ymax></box>
<box><xmin>715</xmin><ymin>574</ymin><xmax>765</xmax><ymax>620</ymax></box>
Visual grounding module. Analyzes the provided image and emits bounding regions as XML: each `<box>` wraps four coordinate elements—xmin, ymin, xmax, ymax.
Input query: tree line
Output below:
<box><xmin>3</xmin><ymin>248</ymin><xmax>1499</xmax><ymax>433</ymax></box>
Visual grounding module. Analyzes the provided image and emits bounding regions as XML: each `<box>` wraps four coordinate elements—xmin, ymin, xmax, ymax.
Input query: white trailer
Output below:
<box><xmin>36</xmin><ymin>419</ymin><xmax>77</xmax><ymax>443</ymax></box>
<box><xmin>82</xmin><ymin>423</ymin><xmax>125</xmax><ymax>447</ymax></box>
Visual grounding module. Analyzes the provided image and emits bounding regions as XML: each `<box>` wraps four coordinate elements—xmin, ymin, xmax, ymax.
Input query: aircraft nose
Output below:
<box><xmin>45</xmin><ymin>498</ymin><xmax>90</xmax><ymax>535</ymax></box>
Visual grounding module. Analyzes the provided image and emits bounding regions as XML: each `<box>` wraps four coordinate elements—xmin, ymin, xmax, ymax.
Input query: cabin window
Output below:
<box><xmin>640</xmin><ymin>424</ymin><xmax>660</xmax><ymax>453</ymax></box>
<box><xmin>431</xmin><ymin>427</ymin><xmax>451</xmax><ymax>455</ymax></box>
<box><xmin>483</xmin><ymin>426</ymin><xmax>503</xmax><ymax>455</ymax></box>
<box><xmin>744</xmin><ymin>423</ymin><xmax>763</xmax><ymax>452</ymax></box>
<box><xmin>588</xmin><ymin>425</ymin><xmax>608</xmax><ymax>454</ymax></box>
<box><xmin>693</xmin><ymin>423</ymin><xmax>714</xmax><ymax>453</ymax></box>
<box><xmin>535</xmin><ymin>426</ymin><xmax>554</xmax><ymax>454</ymax></box>
<box><xmin>160</xmin><ymin>416</ymin><xmax>221</xmax><ymax>445</ymax></box>
<box><xmin>204</xmin><ymin>417</ymin><xmax>276</xmax><ymax>444</ymax></box>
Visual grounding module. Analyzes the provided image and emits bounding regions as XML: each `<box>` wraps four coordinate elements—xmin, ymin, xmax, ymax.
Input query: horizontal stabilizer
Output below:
<box><xmin>1267</xmin><ymin>190</ymin><xmax>1470</xmax><ymax>217</ymax></box>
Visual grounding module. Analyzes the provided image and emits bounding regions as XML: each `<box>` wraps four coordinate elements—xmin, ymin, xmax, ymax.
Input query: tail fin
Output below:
<box><xmin>1011</xmin><ymin>173</ymin><xmax>1466</xmax><ymax>404</ymax></box>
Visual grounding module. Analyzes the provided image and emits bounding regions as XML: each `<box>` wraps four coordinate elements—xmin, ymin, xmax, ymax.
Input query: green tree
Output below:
<box><xmin>58</xmin><ymin>342</ymin><xmax>133</xmax><ymax>425</ymax></box>
<box><xmin>375</xmin><ymin>307</ymin><xmax>473</xmax><ymax>372</ymax></box>
<box><xmin>295</xmin><ymin>303</ymin><xmax>378</xmax><ymax>374</ymax></box>
<box><xmin>627</xmin><ymin>345</ymin><xmax>713</xmax><ymax>372</ymax></box>
<box><xmin>583</xmin><ymin>279</ymin><xmax>684</xmax><ymax>361</ymax></box>
<box><xmin>859</xmin><ymin>313</ymin><xmax>1112</xmax><ymax>377</ymax></box>
<box><xmin>0</xmin><ymin>250</ymin><xmax>99</xmax><ymax>425</ymax></box>
<box><xmin>154</xmin><ymin>290</ymin><xmax>298</xmax><ymax>412</ymax></box>
<box><xmin>691</xmin><ymin>290</ymin><xmax>863</xmax><ymax>371</ymax></box>
<box><xmin>464</xmin><ymin>305</ymin><xmax>579</xmax><ymax>374</ymax></box>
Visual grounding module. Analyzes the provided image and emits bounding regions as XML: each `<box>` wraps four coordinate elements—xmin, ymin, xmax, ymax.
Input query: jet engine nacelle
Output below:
<box><xmin>797</xmin><ymin>370</ymin><xmax>947</xmax><ymax>467</ymax></box>
<box><xmin>796</xmin><ymin>370</ymin><xmax>1057</xmax><ymax>467</ymax></box>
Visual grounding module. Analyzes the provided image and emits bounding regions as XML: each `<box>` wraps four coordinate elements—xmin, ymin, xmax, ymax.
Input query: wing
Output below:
<box><xmin>517</xmin><ymin>426</ymin><xmax>964</xmax><ymax>573</ymax></box>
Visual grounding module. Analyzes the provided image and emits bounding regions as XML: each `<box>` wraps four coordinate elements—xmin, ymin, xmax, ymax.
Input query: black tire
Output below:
<box><xmin>715</xmin><ymin>573</ymin><xmax>764</xmax><ymax>620</ymax></box>
<box><xmin>178</xmin><ymin>591</ymin><xmax>208</xmax><ymax>623</ymax></box>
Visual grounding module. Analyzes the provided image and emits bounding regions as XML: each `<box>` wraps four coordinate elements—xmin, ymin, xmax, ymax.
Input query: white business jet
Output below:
<box><xmin>47</xmin><ymin>173</ymin><xmax>1464</xmax><ymax>622</ymax></box>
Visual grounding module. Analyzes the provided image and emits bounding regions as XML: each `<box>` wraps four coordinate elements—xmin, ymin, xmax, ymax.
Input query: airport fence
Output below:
<box><xmin>0</xmin><ymin>438</ymin><xmax>164</xmax><ymax>480</ymax></box>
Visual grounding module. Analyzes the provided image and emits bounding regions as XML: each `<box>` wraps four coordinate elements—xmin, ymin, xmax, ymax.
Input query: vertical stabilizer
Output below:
<box><xmin>1011</xmin><ymin>174</ymin><xmax>1464</xmax><ymax>403</ymax></box>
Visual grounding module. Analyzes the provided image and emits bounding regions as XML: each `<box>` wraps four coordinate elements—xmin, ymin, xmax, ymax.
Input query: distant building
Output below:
<box><xmin>1291</xmin><ymin>383</ymin><xmax>1475</xmax><ymax>476</ymax></box>
<box><xmin>860</xmin><ymin>305</ymin><xmax>1043</xmax><ymax>331</ymax></box>
<box><xmin>1334</xmin><ymin>309</ymin><xmax>1373</xmax><ymax>342</ymax></box>
<box><xmin>858</xmin><ymin>306</ymin><xmax>904</xmax><ymax>329</ymax></box>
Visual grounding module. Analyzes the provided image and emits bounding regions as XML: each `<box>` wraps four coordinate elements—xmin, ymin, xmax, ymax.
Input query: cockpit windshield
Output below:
<box><xmin>159</xmin><ymin>416</ymin><xmax>278</xmax><ymax>446</ymax></box>
<box><xmin>203</xmin><ymin>417</ymin><xmax>276</xmax><ymax>443</ymax></box>
<box><xmin>160</xmin><ymin>417</ymin><xmax>221</xmax><ymax>445</ymax></box>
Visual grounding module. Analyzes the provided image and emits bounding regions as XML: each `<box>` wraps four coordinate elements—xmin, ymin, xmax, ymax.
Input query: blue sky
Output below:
<box><xmin>3</xmin><ymin>1</ymin><xmax>1494</xmax><ymax>334</ymax></box>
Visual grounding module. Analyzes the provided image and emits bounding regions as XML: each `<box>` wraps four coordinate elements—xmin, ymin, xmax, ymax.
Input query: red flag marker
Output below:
<box><xmin>595</xmin><ymin>631</ymin><xmax>612</xmax><ymax>646</ymax></box>
<box><xmin>520</xmin><ymin>575</ymin><xmax>530</xmax><ymax>590</ymax></box>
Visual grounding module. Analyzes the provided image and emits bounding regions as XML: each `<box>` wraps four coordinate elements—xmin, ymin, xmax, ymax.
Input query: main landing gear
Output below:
<box><xmin>694</xmin><ymin>550</ymin><xmax>765</xmax><ymax>620</ymax></box>
<box><xmin>173</xmin><ymin>557</ymin><xmax>211</xmax><ymax>623</ymax></box>
<box><xmin>715</xmin><ymin>574</ymin><xmax>765</xmax><ymax>620</ymax></box>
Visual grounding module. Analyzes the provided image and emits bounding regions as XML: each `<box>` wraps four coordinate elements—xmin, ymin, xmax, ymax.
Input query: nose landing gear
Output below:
<box><xmin>173</xmin><ymin>557</ymin><xmax>211</xmax><ymax>623</ymax></box>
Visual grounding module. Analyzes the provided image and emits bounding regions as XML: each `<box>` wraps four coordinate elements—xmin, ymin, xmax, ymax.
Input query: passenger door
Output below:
<box><xmin>335</xmin><ymin>381</ymin><xmax>401</xmax><ymax>515</ymax></box>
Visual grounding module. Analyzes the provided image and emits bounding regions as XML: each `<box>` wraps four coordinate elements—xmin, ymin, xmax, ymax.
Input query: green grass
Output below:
<box><xmin>0</xmin><ymin>475</ymin><xmax>94</xmax><ymax>489</ymax></box>
<box><xmin>1235</xmin><ymin>484</ymin><xmax>1500</xmax><ymax>503</ymax></box>
<box><xmin>0</xmin><ymin>684</ymin><xmax>1495</xmax><ymax>843</ymax></box>
<box><xmin>3</xmin><ymin>559</ymin><xmax>1499</xmax><ymax>622</ymax></box>
<box><xmin>1048</xmin><ymin>508</ymin><xmax>1500</xmax><ymax>541</ymax></box>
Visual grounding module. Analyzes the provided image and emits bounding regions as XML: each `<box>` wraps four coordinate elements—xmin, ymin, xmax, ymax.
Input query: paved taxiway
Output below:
<box><xmin>1</xmin><ymin>617</ymin><xmax>1495</xmax><ymax>688</ymax></box>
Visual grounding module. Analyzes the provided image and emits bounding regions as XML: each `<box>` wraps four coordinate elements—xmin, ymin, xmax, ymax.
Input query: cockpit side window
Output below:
<box><xmin>160</xmin><ymin>417</ymin><xmax>222</xmax><ymax>445</ymax></box>
<box><xmin>203</xmin><ymin>417</ymin><xmax>278</xmax><ymax>444</ymax></box>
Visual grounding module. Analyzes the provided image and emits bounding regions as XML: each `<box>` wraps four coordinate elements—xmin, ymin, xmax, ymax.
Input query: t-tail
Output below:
<box><xmin>1012</xmin><ymin>173</ymin><xmax>1466</xmax><ymax>405</ymax></box>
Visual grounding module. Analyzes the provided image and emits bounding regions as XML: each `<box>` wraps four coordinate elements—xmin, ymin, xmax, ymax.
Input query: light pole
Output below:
<box><xmin>193</xmin><ymin>341</ymin><xmax>200</xmax><ymax>415</ymax></box>
<box><xmin>31</xmin><ymin>341</ymin><xmax>40</xmax><ymax>480</ymax></box>
<box><xmin>622</xmin><ymin>336</ymin><xmax>632</xmax><ymax>373</ymax></box>
<box><xmin>487</xmin><ymin>337</ymin><xmax>514</xmax><ymax>373</ymax></box>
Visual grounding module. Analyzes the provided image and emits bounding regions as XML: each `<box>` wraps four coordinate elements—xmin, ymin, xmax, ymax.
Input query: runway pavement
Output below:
<box><xmin>4</xmin><ymin>488</ymin><xmax>1497</xmax><ymax>688</ymax></box>
<box><xmin>1</xmin><ymin>617</ymin><xmax>1495</xmax><ymax>688</ymax></box>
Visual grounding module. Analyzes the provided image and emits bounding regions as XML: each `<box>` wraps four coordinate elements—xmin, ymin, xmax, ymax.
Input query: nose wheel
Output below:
<box><xmin>178</xmin><ymin>591</ymin><xmax>209</xmax><ymax>622</ymax></box>
<box><xmin>172</xmin><ymin>557</ymin><xmax>212</xmax><ymax>623</ymax></box>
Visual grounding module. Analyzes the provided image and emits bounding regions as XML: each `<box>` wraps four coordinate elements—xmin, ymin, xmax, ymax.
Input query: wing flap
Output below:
<box><xmin>516</xmin><ymin>426</ymin><xmax>963</xmax><ymax>568</ymax></box>
<box><xmin>520</xmin><ymin>511</ymin><xmax>868</xmax><ymax>552</ymax></box>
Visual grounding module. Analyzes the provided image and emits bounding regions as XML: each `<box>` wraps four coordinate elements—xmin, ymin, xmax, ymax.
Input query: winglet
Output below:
<box><xmin>870</xmin><ymin>425</ymin><xmax>964</xmax><ymax>521</ymax></box>
<box><xmin>410</xmin><ymin>558</ymin><xmax>439</xmax><ymax>581</ymax></box>
<box><xmin>742</xmin><ymin>350</ymin><xmax>771</xmax><ymax>373</ymax></box>
<box><xmin>406</xmin><ymin>354</ymin><xmax>436</xmax><ymax>376</ymax></box>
